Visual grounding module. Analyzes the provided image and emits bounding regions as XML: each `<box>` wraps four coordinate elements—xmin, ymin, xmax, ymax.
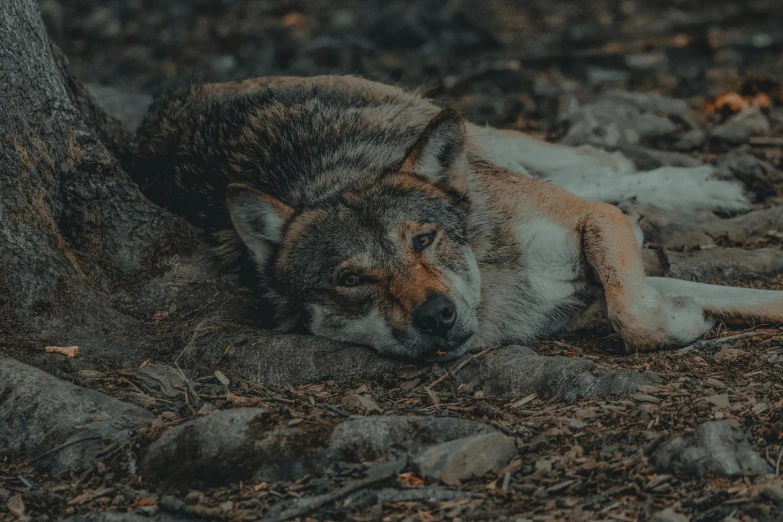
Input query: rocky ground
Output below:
<box><xmin>2</xmin><ymin>1</ymin><xmax>783</xmax><ymax>521</ymax></box>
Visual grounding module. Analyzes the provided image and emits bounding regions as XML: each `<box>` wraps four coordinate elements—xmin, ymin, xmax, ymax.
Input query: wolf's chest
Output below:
<box><xmin>476</xmin><ymin>218</ymin><xmax>591</xmax><ymax>345</ymax></box>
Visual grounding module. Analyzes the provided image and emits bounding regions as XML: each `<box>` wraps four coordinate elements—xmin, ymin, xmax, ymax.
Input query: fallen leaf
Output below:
<box><xmin>399</xmin><ymin>472</ymin><xmax>424</xmax><ymax>486</ymax></box>
<box><xmin>213</xmin><ymin>370</ymin><xmax>230</xmax><ymax>386</ymax></box>
<box><xmin>7</xmin><ymin>495</ymin><xmax>25</xmax><ymax>517</ymax></box>
<box><xmin>130</xmin><ymin>498</ymin><xmax>158</xmax><ymax>509</ymax></box>
<box><xmin>45</xmin><ymin>345</ymin><xmax>79</xmax><ymax>357</ymax></box>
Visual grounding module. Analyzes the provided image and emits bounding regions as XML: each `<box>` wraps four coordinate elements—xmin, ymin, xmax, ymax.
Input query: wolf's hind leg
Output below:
<box><xmin>469</xmin><ymin>126</ymin><xmax>751</xmax><ymax>213</ymax></box>
<box><xmin>647</xmin><ymin>278</ymin><xmax>783</xmax><ymax>327</ymax></box>
<box><xmin>579</xmin><ymin>203</ymin><xmax>715</xmax><ymax>352</ymax></box>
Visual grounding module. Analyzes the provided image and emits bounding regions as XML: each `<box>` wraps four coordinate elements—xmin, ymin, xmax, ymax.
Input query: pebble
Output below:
<box><xmin>650</xmin><ymin>507</ymin><xmax>689</xmax><ymax>522</ymax></box>
<box><xmin>415</xmin><ymin>432</ymin><xmax>516</xmax><ymax>485</ymax></box>
<box><xmin>762</xmin><ymin>482</ymin><xmax>783</xmax><ymax>504</ymax></box>
<box><xmin>569</xmin><ymin>419</ymin><xmax>587</xmax><ymax>431</ymax></box>
<box><xmin>705</xmin><ymin>394</ymin><xmax>730</xmax><ymax>409</ymax></box>
<box><xmin>653</xmin><ymin>420</ymin><xmax>773</xmax><ymax>477</ymax></box>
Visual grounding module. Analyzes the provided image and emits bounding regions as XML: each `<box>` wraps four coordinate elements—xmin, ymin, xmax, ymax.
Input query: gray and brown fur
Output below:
<box><xmin>134</xmin><ymin>75</ymin><xmax>783</xmax><ymax>360</ymax></box>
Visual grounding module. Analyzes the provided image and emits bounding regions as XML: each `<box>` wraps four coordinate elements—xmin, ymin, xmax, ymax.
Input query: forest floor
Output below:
<box><xmin>2</xmin><ymin>1</ymin><xmax>783</xmax><ymax>521</ymax></box>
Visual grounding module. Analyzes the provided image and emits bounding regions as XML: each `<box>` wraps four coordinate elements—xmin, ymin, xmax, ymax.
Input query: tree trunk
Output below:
<box><xmin>0</xmin><ymin>0</ymin><xmax>400</xmax><ymax>384</ymax></box>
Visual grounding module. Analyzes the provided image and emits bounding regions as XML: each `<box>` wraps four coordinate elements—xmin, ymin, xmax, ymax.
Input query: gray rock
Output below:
<box><xmin>652</xmin><ymin>420</ymin><xmax>773</xmax><ymax>478</ymax></box>
<box><xmin>625</xmin><ymin>203</ymin><xmax>783</xmax><ymax>251</ymax></box>
<box><xmin>140</xmin><ymin>408</ymin><xmax>329</xmax><ymax>486</ymax></box>
<box><xmin>561</xmin><ymin>90</ymin><xmax>687</xmax><ymax>149</ymax></box>
<box><xmin>616</xmin><ymin>144</ymin><xmax>703</xmax><ymax>170</ymax></box>
<box><xmin>716</xmin><ymin>150</ymin><xmax>783</xmax><ymax>200</ymax></box>
<box><xmin>670</xmin><ymin>128</ymin><xmax>707</xmax><ymax>151</ymax></box>
<box><xmin>650</xmin><ymin>507</ymin><xmax>689</xmax><ymax>522</ymax></box>
<box><xmin>329</xmin><ymin>416</ymin><xmax>496</xmax><ymax>463</ymax></box>
<box><xmin>0</xmin><ymin>355</ymin><xmax>154</xmax><ymax>472</ymax></box>
<box><xmin>455</xmin><ymin>345</ymin><xmax>656</xmax><ymax>400</ymax></box>
<box><xmin>414</xmin><ymin>433</ymin><xmax>516</xmax><ymax>484</ymax></box>
<box><xmin>661</xmin><ymin>248</ymin><xmax>783</xmax><ymax>283</ymax></box>
<box><xmin>762</xmin><ymin>482</ymin><xmax>783</xmax><ymax>504</ymax></box>
<box><xmin>711</xmin><ymin>107</ymin><xmax>771</xmax><ymax>146</ymax></box>
<box><xmin>141</xmin><ymin>410</ymin><xmax>498</xmax><ymax>486</ymax></box>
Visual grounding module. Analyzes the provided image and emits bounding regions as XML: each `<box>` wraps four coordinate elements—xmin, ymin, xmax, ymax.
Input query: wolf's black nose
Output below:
<box><xmin>414</xmin><ymin>294</ymin><xmax>457</xmax><ymax>337</ymax></box>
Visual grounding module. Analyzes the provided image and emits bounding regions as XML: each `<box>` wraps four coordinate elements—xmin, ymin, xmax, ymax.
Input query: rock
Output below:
<box><xmin>141</xmin><ymin>410</ymin><xmax>498</xmax><ymax>486</ymax></box>
<box><xmin>561</xmin><ymin>90</ymin><xmax>687</xmax><ymax>149</ymax></box>
<box><xmin>670</xmin><ymin>128</ymin><xmax>707</xmax><ymax>150</ymax></box>
<box><xmin>715</xmin><ymin>150</ymin><xmax>783</xmax><ymax>201</ymax></box>
<box><xmin>625</xmin><ymin>203</ymin><xmax>783</xmax><ymax>251</ymax></box>
<box><xmin>660</xmin><ymin>248</ymin><xmax>783</xmax><ymax>283</ymax></box>
<box><xmin>652</xmin><ymin>420</ymin><xmax>773</xmax><ymax>478</ymax></box>
<box><xmin>705</xmin><ymin>394</ymin><xmax>730</xmax><ymax>409</ymax></box>
<box><xmin>0</xmin><ymin>355</ymin><xmax>154</xmax><ymax>472</ymax></box>
<box><xmin>651</xmin><ymin>507</ymin><xmax>689</xmax><ymax>522</ymax></box>
<box><xmin>455</xmin><ymin>345</ymin><xmax>656</xmax><ymax>400</ymax></box>
<box><xmin>762</xmin><ymin>482</ymin><xmax>783</xmax><ymax>504</ymax></box>
<box><xmin>711</xmin><ymin>106</ymin><xmax>771</xmax><ymax>146</ymax></box>
<box><xmin>414</xmin><ymin>432</ymin><xmax>516</xmax><ymax>484</ymax></box>
<box><xmin>617</xmin><ymin>144</ymin><xmax>703</xmax><ymax>170</ymax></box>
<box><xmin>329</xmin><ymin>416</ymin><xmax>496</xmax><ymax>463</ymax></box>
<box><xmin>569</xmin><ymin>419</ymin><xmax>588</xmax><ymax>431</ymax></box>
<box><xmin>140</xmin><ymin>408</ymin><xmax>332</xmax><ymax>486</ymax></box>
<box><xmin>340</xmin><ymin>393</ymin><xmax>382</xmax><ymax>413</ymax></box>
<box><xmin>6</xmin><ymin>494</ymin><xmax>25</xmax><ymax>518</ymax></box>
<box><xmin>715</xmin><ymin>348</ymin><xmax>745</xmax><ymax>363</ymax></box>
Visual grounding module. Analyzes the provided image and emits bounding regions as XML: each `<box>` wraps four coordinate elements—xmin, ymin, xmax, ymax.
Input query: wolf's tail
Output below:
<box><xmin>648</xmin><ymin>277</ymin><xmax>783</xmax><ymax>325</ymax></box>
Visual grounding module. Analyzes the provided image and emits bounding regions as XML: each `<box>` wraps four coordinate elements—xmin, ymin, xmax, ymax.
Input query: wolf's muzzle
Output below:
<box><xmin>414</xmin><ymin>294</ymin><xmax>457</xmax><ymax>337</ymax></box>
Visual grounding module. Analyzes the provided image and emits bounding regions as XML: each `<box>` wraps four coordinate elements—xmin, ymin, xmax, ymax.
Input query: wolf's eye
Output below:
<box><xmin>413</xmin><ymin>231</ymin><xmax>436</xmax><ymax>252</ymax></box>
<box><xmin>338</xmin><ymin>271</ymin><xmax>362</xmax><ymax>287</ymax></box>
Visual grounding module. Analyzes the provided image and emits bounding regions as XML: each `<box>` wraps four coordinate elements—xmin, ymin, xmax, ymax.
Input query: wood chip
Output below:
<box><xmin>213</xmin><ymin>370</ymin><xmax>230</xmax><ymax>386</ymax></box>
<box><xmin>508</xmin><ymin>393</ymin><xmax>538</xmax><ymax>409</ymax></box>
<box><xmin>45</xmin><ymin>345</ymin><xmax>79</xmax><ymax>357</ymax></box>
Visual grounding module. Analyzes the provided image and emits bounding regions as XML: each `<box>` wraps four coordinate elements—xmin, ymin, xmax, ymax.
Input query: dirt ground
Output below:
<box><xmin>2</xmin><ymin>0</ymin><xmax>783</xmax><ymax>521</ymax></box>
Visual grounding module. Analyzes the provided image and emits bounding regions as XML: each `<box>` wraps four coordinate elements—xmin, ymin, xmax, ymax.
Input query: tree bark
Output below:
<box><xmin>0</xmin><ymin>0</ymin><xmax>396</xmax><ymax>383</ymax></box>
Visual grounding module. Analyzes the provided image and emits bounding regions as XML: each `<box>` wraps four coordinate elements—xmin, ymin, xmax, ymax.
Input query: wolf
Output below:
<box><xmin>133</xmin><ymin>75</ymin><xmax>783</xmax><ymax>361</ymax></box>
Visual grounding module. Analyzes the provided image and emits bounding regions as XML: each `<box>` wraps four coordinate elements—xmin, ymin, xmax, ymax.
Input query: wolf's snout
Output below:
<box><xmin>414</xmin><ymin>294</ymin><xmax>457</xmax><ymax>337</ymax></box>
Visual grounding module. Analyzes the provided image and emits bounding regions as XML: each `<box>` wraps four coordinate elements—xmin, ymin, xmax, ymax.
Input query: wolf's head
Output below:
<box><xmin>226</xmin><ymin>108</ymin><xmax>481</xmax><ymax>360</ymax></box>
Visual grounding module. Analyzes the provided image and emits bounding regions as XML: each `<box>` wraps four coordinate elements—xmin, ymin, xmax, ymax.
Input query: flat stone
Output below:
<box><xmin>715</xmin><ymin>348</ymin><xmax>744</xmax><ymax>363</ymax></box>
<box><xmin>762</xmin><ymin>482</ymin><xmax>783</xmax><ymax>504</ymax></box>
<box><xmin>141</xmin><ymin>410</ymin><xmax>498</xmax><ymax>487</ymax></box>
<box><xmin>711</xmin><ymin>106</ymin><xmax>771</xmax><ymax>146</ymax></box>
<box><xmin>414</xmin><ymin>432</ymin><xmax>516</xmax><ymax>485</ymax></box>
<box><xmin>706</xmin><ymin>394</ymin><xmax>730</xmax><ymax>409</ymax></box>
<box><xmin>340</xmin><ymin>393</ymin><xmax>382</xmax><ymax>413</ymax></box>
<box><xmin>569</xmin><ymin>419</ymin><xmax>588</xmax><ymax>431</ymax></box>
<box><xmin>652</xmin><ymin>420</ymin><xmax>773</xmax><ymax>478</ymax></box>
<box><xmin>650</xmin><ymin>507</ymin><xmax>689</xmax><ymax>522</ymax></box>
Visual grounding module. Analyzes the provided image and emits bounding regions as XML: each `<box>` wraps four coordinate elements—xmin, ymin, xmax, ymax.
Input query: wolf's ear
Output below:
<box><xmin>226</xmin><ymin>183</ymin><xmax>295</xmax><ymax>267</ymax></box>
<box><xmin>401</xmin><ymin>108</ymin><xmax>469</xmax><ymax>192</ymax></box>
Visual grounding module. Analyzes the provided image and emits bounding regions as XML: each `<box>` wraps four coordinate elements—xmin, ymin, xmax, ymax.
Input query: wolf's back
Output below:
<box><xmin>132</xmin><ymin>75</ymin><xmax>439</xmax><ymax>229</ymax></box>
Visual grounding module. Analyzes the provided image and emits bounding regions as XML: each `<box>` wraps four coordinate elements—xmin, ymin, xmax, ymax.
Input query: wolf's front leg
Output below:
<box><xmin>579</xmin><ymin>202</ymin><xmax>715</xmax><ymax>352</ymax></box>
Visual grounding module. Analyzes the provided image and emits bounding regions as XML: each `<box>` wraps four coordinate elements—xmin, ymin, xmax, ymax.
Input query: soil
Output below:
<box><xmin>2</xmin><ymin>1</ymin><xmax>783</xmax><ymax>521</ymax></box>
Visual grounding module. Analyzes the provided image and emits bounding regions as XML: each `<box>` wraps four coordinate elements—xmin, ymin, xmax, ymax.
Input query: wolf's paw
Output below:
<box><xmin>617</xmin><ymin>291</ymin><xmax>716</xmax><ymax>354</ymax></box>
